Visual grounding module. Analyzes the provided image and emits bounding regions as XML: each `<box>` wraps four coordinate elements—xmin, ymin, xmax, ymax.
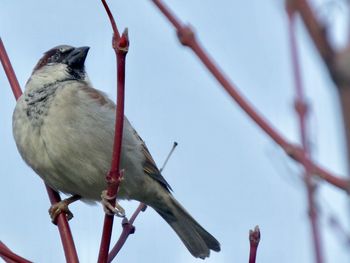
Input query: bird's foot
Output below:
<box><xmin>48</xmin><ymin>195</ymin><xmax>80</xmax><ymax>224</ymax></box>
<box><xmin>101</xmin><ymin>190</ymin><xmax>125</xmax><ymax>217</ymax></box>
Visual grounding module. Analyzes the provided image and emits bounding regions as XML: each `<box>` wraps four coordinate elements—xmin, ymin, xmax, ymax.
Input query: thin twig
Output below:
<box><xmin>0</xmin><ymin>241</ymin><xmax>32</xmax><ymax>263</ymax></box>
<box><xmin>149</xmin><ymin>0</ymin><xmax>350</xmax><ymax>193</ymax></box>
<box><xmin>97</xmin><ymin>1</ymin><xmax>129</xmax><ymax>261</ymax></box>
<box><xmin>291</xmin><ymin>0</ymin><xmax>350</xmax><ymax>184</ymax></box>
<box><xmin>45</xmin><ymin>186</ymin><xmax>79</xmax><ymax>262</ymax></box>
<box><xmin>290</xmin><ymin>0</ymin><xmax>350</xmax><ymax>179</ymax></box>
<box><xmin>107</xmin><ymin>205</ymin><xmax>146</xmax><ymax>263</ymax></box>
<box><xmin>160</xmin><ymin>141</ymin><xmax>178</xmax><ymax>172</ymax></box>
<box><xmin>0</xmin><ymin>255</ymin><xmax>17</xmax><ymax>263</ymax></box>
<box><xmin>101</xmin><ymin>0</ymin><xmax>120</xmax><ymax>40</ymax></box>
<box><xmin>0</xmin><ymin>37</ymin><xmax>79</xmax><ymax>263</ymax></box>
<box><xmin>287</xmin><ymin>7</ymin><xmax>324</xmax><ymax>263</ymax></box>
<box><xmin>289</xmin><ymin>0</ymin><xmax>334</xmax><ymax>66</ymax></box>
<box><xmin>0</xmin><ymin>38</ymin><xmax>21</xmax><ymax>100</ymax></box>
<box><xmin>248</xmin><ymin>226</ymin><xmax>260</xmax><ymax>263</ymax></box>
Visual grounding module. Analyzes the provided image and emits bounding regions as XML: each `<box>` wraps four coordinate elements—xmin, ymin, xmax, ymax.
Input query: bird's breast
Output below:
<box><xmin>24</xmin><ymin>83</ymin><xmax>60</xmax><ymax>127</ymax></box>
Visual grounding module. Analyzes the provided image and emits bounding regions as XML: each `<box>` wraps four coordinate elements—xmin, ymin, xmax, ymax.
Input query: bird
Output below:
<box><xmin>12</xmin><ymin>45</ymin><xmax>220</xmax><ymax>259</ymax></box>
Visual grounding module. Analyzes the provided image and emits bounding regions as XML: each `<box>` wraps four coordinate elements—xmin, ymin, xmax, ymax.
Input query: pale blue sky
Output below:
<box><xmin>1</xmin><ymin>0</ymin><xmax>350</xmax><ymax>262</ymax></box>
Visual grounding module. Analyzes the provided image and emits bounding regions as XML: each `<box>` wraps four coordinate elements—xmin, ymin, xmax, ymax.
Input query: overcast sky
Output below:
<box><xmin>1</xmin><ymin>0</ymin><xmax>350</xmax><ymax>262</ymax></box>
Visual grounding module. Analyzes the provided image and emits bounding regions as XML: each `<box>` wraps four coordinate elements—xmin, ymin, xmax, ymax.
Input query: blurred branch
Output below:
<box><xmin>289</xmin><ymin>0</ymin><xmax>350</xmax><ymax>172</ymax></box>
<box><xmin>149</xmin><ymin>0</ymin><xmax>350</xmax><ymax>193</ymax></box>
<box><xmin>0</xmin><ymin>37</ymin><xmax>79</xmax><ymax>263</ymax></box>
<box><xmin>287</xmin><ymin>8</ymin><xmax>324</xmax><ymax>262</ymax></box>
<box><xmin>98</xmin><ymin>1</ymin><xmax>129</xmax><ymax>262</ymax></box>
<box><xmin>248</xmin><ymin>226</ymin><xmax>260</xmax><ymax>263</ymax></box>
<box><xmin>287</xmin><ymin>0</ymin><xmax>334</xmax><ymax>66</ymax></box>
<box><xmin>0</xmin><ymin>241</ymin><xmax>32</xmax><ymax>263</ymax></box>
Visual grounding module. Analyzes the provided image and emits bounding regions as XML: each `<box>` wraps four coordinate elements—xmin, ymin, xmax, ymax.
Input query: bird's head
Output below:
<box><xmin>27</xmin><ymin>45</ymin><xmax>90</xmax><ymax>88</ymax></box>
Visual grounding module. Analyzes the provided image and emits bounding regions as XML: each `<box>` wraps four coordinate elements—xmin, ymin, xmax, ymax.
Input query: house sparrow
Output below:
<box><xmin>12</xmin><ymin>45</ymin><xmax>220</xmax><ymax>258</ymax></box>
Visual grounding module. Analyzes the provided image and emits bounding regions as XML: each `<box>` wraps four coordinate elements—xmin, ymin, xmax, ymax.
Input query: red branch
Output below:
<box><xmin>289</xmin><ymin>0</ymin><xmax>334</xmax><ymax>66</ymax></box>
<box><xmin>0</xmin><ymin>38</ymin><xmax>79</xmax><ymax>263</ymax></box>
<box><xmin>149</xmin><ymin>0</ymin><xmax>350</xmax><ymax>193</ymax></box>
<box><xmin>107</xmin><ymin>203</ymin><xmax>147</xmax><ymax>262</ymax></box>
<box><xmin>97</xmin><ymin>1</ymin><xmax>130</xmax><ymax>262</ymax></box>
<box><xmin>0</xmin><ymin>241</ymin><xmax>32</xmax><ymax>263</ymax></box>
<box><xmin>248</xmin><ymin>226</ymin><xmax>260</xmax><ymax>263</ymax></box>
<box><xmin>101</xmin><ymin>0</ymin><xmax>120</xmax><ymax>40</ymax></box>
<box><xmin>0</xmin><ymin>38</ymin><xmax>21</xmax><ymax>100</ymax></box>
<box><xmin>45</xmin><ymin>185</ymin><xmax>79</xmax><ymax>262</ymax></box>
<box><xmin>287</xmin><ymin>8</ymin><xmax>324</xmax><ymax>263</ymax></box>
<box><xmin>290</xmin><ymin>0</ymin><xmax>350</xmax><ymax>176</ymax></box>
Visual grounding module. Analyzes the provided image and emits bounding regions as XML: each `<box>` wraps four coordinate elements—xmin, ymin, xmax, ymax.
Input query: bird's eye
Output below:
<box><xmin>52</xmin><ymin>53</ymin><xmax>61</xmax><ymax>61</ymax></box>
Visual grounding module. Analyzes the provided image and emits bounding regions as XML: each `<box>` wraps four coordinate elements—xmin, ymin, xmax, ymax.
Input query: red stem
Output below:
<box><xmin>97</xmin><ymin>1</ymin><xmax>129</xmax><ymax>261</ymax></box>
<box><xmin>312</xmin><ymin>166</ymin><xmax>349</xmax><ymax>190</ymax></box>
<box><xmin>0</xmin><ymin>37</ymin><xmax>79</xmax><ymax>263</ymax></box>
<box><xmin>288</xmin><ymin>10</ymin><xmax>324</xmax><ymax>263</ymax></box>
<box><xmin>149</xmin><ymin>0</ymin><xmax>350</xmax><ymax>192</ymax></box>
<box><xmin>291</xmin><ymin>0</ymin><xmax>334</xmax><ymax>65</ymax></box>
<box><xmin>0</xmin><ymin>256</ymin><xmax>17</xmax><ymax>263</ymax></box>
<box><xmin>101</xmin><ymin>0</ymin><xmax>120</xmax><ymax>40</ymax></box>
<box><xmin>291</xmin><ymin>0</ymin><xmax>350</xmax><ymax>188</ymax></box>
<box><xmin>0</xmin><ymin>241</ymin><xmax>32</xmax><ymax>263</ymax></box>
<box><xmin>0</xmin><ymin>38</ymin><xmax>21</xmax><ymax>100</ymax></box>
<box><xmin>106</xmin><ymin>141</ymin><xmax>175</xmax><ymax>261</ymax></box>
<box><xmin>107</xmin><ymin>136</ymin><xmax>176</xmax><ymax>261</ymax></box>
<box><xmin>128</xmin><ymin>203</ymin><xmax>147</xmax><ymax>225</ymax></box>
<box><xmin>45</xmin><ymin>185</ymin><xmax>79</xmax><ymax>262</ymax></box>
<box><xmin>107</xmin><ymin>203</ymin><xmax>147</xmax><ymax>262</ymax></box>
<box><xmin>98</xmin><ymin>46</ymin><xmax>126</xmax><ymax>262</ymax></box>
<box><xmin>248</xmin><ymin>226</ymin><xmax>260</xmax><ymax>263</ymax></box>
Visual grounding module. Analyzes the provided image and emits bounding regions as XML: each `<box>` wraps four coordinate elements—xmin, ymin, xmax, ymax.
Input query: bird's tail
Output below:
<box><xmin>151</xmin><ymin>195</ymin><xmax>220</xmax><ymax>259</ymax></box>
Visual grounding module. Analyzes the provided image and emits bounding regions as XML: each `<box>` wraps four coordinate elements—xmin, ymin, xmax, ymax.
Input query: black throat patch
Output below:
<box><xmin>24</xmin><ymin>79</ymin><xmax>75</xmax><ymax>126</ymax></box>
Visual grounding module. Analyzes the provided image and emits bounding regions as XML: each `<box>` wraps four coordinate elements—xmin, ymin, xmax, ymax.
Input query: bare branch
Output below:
<box><xmin>287</xmin><ymin>8</ymin><xmax>324</xmax><ymax>262</ymax></box>
<box><xmin>98</xmin><ymin>1</ymin><xmax>129</xmax><ymax>261</ymax></box>
<box><xmin>0</xmin><ymin>241</ymin><xmax>32</xmax><ymax>263</ymax></box>
<box><xmin>248</xmin><ymin>226</ymin><xmax>260</xmax><ymax>263</ymax></box>
<box><xmin>149</xmin><ymin>0</ymin><xmax>350</xmax><ymax>193</ymax></box>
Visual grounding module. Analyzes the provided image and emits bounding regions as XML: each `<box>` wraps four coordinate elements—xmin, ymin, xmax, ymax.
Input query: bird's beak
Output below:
<box><xmin>63</xmin><ymin>46</ymin><xmax>90</xmax><ymax>69</ymax></box>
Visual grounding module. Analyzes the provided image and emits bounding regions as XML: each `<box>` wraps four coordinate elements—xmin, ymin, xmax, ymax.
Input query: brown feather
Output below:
<box><xmin>131</xmin><ymin>127</ymin><xmax>172</xmax><ymax>191</ymax></box>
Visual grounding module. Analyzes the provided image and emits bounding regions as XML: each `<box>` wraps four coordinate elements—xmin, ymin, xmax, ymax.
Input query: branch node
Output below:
<box><xmin>283</xmin><ymin>143</ymin><xmax>304</xmax><ymax>161</ymax></box>
<box><xmin>285</xmin><ymin>0</ymin><xmax>297</xmax><ymax>18</ymax></box>
<box><xmin>141</xmin><ymin>204</ymin><xmax>147</xmax><ymax>212</ymax></box>
<box><xmin>294</xmin><ymin>99</ymin><xmax>308</xmax><ymax>117</ymax></box>
<box><xmin>122</xmin><ymin>218</ymin><xmax>136</xmax><ymax>234</ymax></box>
<box><xmin>177</xmin><ymin>24</ymin><xmax>195</xmax><ymax>47</ymax></box>
<box><xmin>249</xmin><ymin>225</ymin><xmax>261</xmax><ymax>246</ymax></box>
<box><xmin>115</xmin><ymin>28</ymin><xmax>129</xmax><ymax>54</ymax></box>
<box><xmin>106</xmin><ymin>169</ymin><xmax>124</xmax><ymax>186</ymax></box>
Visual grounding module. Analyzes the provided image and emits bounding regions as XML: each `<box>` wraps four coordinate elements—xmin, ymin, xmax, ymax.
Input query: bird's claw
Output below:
<box><xmin>49</xmin><ymin>201</ymin><xmax>74</xmax><ymax>224</ymax></box>
<box><xmin>101</xmin><ymin>190</ymin><xmax>125</xmax><ymax>217</ymax></box>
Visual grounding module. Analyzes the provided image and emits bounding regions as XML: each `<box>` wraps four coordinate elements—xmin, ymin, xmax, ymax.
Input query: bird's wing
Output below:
<box><xmin>83</xmin><ymin>85</ymin><xmax>172</xmax><ymax>192</ymax></box>
<box><xmin>131</xmin><ymin>127</ymin><xmax>173</xmax><ymax>192</ymax></box>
